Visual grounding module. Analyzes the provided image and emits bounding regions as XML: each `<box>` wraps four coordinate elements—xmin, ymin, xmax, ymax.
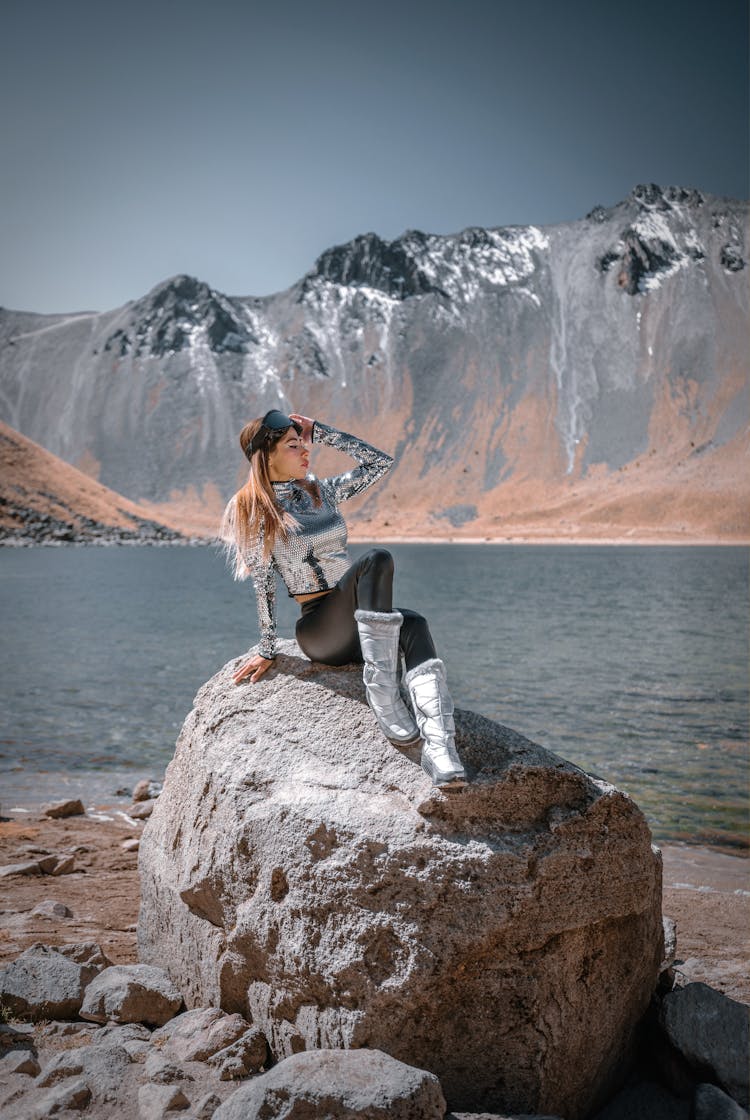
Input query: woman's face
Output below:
<box><xmin>267</xmin><ymin>427</ymin><xmax>310</xmax><ymax>481</ymax></box>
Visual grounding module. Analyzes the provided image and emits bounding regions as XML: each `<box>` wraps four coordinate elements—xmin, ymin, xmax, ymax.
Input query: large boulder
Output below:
<box><xmin>138</xmin><ymin>642</ymin><xmax>663</xmax><ymax>1119</ymax></box>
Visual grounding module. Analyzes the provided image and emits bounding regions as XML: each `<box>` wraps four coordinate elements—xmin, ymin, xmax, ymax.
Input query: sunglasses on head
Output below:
<box><xmin>248</xmin><ymin>410</ymin><xmax>303</xmax><ymax>458</ymax></box>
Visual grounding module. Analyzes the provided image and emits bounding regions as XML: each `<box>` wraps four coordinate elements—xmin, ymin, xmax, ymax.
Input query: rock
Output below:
<box><xmin>206</xmin><ymin>1026</ymin><xmax>268</xmax><ymax>1080</ymax></box>
<box><xmin>31</xmin><ymin>1077</ymin><xmax>91</xmax><ymax>1117</ymax></box>
<box><xmin>137</xmin><ymin>1083</ymin><xmax>190</xmax><ymax>1119</ymax></box>
<box><xmin>0</xmin><ymin>943</ymin><xmax>105</xmax><ymax>1020</ymax></box>
<box><xmin>193</xmin><ymin>1092</ymin><xmax>222</xmax><ymax>1119</ymax></box>
<box><xmin>55</xmin><ymin>941</ymin><xmax>111</xmax><ymax>970</ymax></box>
<box><xmin>83</xmin><ymin>1043</ymin><xmax>131</xmax><ymax>1100</ymax></box>
<box><xmin>50</xmin><ymin>855</ymin><xmax>75</xmax><ymax>876</ymax></box>
<box><xmin>0</xmin><ymin>1048</ymin><xmax>41</xmax><ymax>1076</ymax></box>
<box><xmin>0</xmin><ymin>860</ymin><xmax>42</xmax><ymax>878</ymax></box>
<box><xmin>0</xmin><ymin>1023</ymin><xmax>35</xmax><ymax>1049</ymax></box>
<box><xmin>93</xmin><ymin>1021</ymin><xmax>151</xmax><ymax>1044</ymax></box>
<box><xmin>34</xmin><ymin>1042</ymin><xmax>129</xmax><ymax>1102</ymax></box>
<box><xmin>661</xmin><ymin>916</ymin><xmax>677</xmax><ymax>971</ymax></box>
<box><xmin>42</xmin><ymin>799</ymin><xmax>85</xmax><ymax>819</ymax></box>
<box><xmin>124</xmin><ymin>1039</ymin><xmax>152</xmax><ymax>1060</ymax></box>
<box><xmin>448</xmin><ymin>1115</ymin><xmax>563</xmax><ymax>1120</ymax></box>
<box><xmin>693</xmin><ymin>1083</ymin><xmax>750</xmax><ymax>1120</ymax></box>
<box><xmin>35</xmin><ymin>1050</ymin><xmax>85</xmax><ymax>1087</ymax></box>
<box><xmin>80</xmin><ymin>963</ymin><xmax>183</xmax><ymax>1026</ymax></box>
<box><xmin>660</xmin><ymin>982</ymin><xmax>749</xmax><ymax>1106</ymax></box>
<box><xmin>37</xmin><ymin>855</ymin><xmax>61</xmax><ymax>873</ymax></box>
<box><xmin>590</xmin><ymin>1079</ymin><xmax>689</xmax><ymax>1119</ymax></box>
<box><xmin>0</xmin><ymin>1020</ymin><xmax>35</xmax><ymax>1040</ymax></box>
<box><xmin>133</xmin><ymin>778</ymin><xmax>163</xmax><ymax>802</ymax></box>
<box><xmin>138</xmin><ymin>643</ymin><xmax>664</xmax><ymax>1119</ymax></box>
<box><xmin>36</xmin><ymin>1020</ymin><xmax>96</xmax><ymax>1040</ymax></box>
<box><xmin>151</xmin><ymin>1007</ymin><xmax>251</xmax><ymax>1062</ymax></box>
<box><xmin>130</xmin><ymin>799</ymin><xmax>157</xmax><ymax>820</ymax></box>
<box><xmin>212</xmin><ymin>1048</ymin><xmax>445</xmax><ymax>1119</ymax></box>
<box><xmin>122</xmin><ymin>838</ymin><xmax>141</xmax><ymax>852</ymax></box>
<box><xmin>144</xmin><ymin>1051</ymin><xmax>194</xmax><ymax>1084</ymax></box>
<box><xmin>30</xmin><ymin>901</ymin><xmax>73</xmax><ymax>920</ymax></box>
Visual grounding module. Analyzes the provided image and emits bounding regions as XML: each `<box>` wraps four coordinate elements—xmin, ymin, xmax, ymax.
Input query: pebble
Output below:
<box><xmin>30</xmin><ymin>900</ymin><xmax>74</xmax><ymax>920</ymax></box>
<box><xmin>35</xmin><ymin>1050</ymin><xmax>85</xmax><ymax>1087</ymax></box>
<box><xmin>0</xmin><ymin>860</ymin><xmax>42</xmax><ymax>878</ymax></box>
<box><xmin>42</xmin><ymin>799</ymin><xmax>85</xmax><ymax>819</ymax></box>
<box><xmin>37</xmin><ymin>1021</ymin><xmax>96</xmax><ymax>1039</ymax></box>
<box><xmin>193</xmin><ymin>1092</ymin><xmax>222</xmax><ymax>1118</ymax></box>
<box><xmin>94</xmin><ymin>1022</ymin><xmax>151</xmax><ymax>1044</ymax></box>
<box><xmin>133</xmin><ymin>779</ymin><xmax>163</xmax><ymax>802</ymax></box>
<box><xmin>144</xmin><ymin>1051</ymin><xmax>194</xmax><ymax>1084</ymax></box>
<box><xmin>207</xmin><ymin>1027</ymin><xmax>268</xmax><ymax>1080</ymax></box>
<box><xmin>122</xmin><ymin>838</ymin><xmax>141</xmax><ymax>852</ymax></box>
<box><xmin>32</xmin><ymin>1077</ymin><xmax>92</xmax><ymax>1117</ymax></box>
<box><xmin>137</xmin><ymin>1083</ymin><xmax>190</xmax><ymax>1119</ymax></box>
<box><xmin>36</xmin><ymin>856</ymin><xmax>60</xmax><ymax>874</ymax></box>
<box><xmin>129</xmin><ymin>799</ymin><xmax>156</xmax><ymax>820</ymax></box>
<box><xmin>51</xmin><ymin>855</ymin><xmax>76</xmax><ymax>876</ymax></box>
<box><xmin>0</xmin><ymin>1049</ymin><xmax>41</xmax><ymax>1077</ymax></box>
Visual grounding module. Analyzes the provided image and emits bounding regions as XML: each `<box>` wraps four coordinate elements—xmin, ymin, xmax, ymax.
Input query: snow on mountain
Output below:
<box><xmin>0</xmin><ymin>183</ymin><xmax>747</xmax><ymax>541</ymax></box>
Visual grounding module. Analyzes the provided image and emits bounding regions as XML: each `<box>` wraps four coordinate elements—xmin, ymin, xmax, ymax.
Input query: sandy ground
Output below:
<box><xmin>1</xmin><ymin>807</ymin><xmax>747</xmax><ymax>1006</ymax></box>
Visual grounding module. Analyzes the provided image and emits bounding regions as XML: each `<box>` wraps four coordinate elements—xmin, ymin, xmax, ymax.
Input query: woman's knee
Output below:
<box><xmin>362</xmin><ymin>548</ymin><xmax>394</xmax><ymax>575</ymax></box>
<box><xmin>401</xmin><ymin>610</ymin><xmax>429</xmax><ymax>640</ymax></box>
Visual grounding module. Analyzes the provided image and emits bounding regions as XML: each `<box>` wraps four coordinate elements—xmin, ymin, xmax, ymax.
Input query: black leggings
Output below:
<box><xmin>295</xmin><ymin>549</ymin><xmax>436</xmax><ymax>671</ymax></box>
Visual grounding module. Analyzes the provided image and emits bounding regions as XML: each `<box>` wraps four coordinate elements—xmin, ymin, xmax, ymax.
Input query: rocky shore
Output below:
<box><xmin>1</xmin><ymin>797</ymin><xmax>748</xmax><ymax>1119</ymax></box>
<box><xmin>2</xmin><ymin>647</ymin><xmax>748</xmax><ymax>1119</ymax></box>
<box><xmin>0</xmin><ymin>510</ymin><xmax>190</xmax><ymax>547</ymax></box>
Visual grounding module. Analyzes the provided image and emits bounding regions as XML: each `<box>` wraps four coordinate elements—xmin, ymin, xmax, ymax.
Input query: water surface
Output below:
<box><xmin>1</xmin><ymin>544</ymin><xmax>747</xmax><ymax>849</ymax></box>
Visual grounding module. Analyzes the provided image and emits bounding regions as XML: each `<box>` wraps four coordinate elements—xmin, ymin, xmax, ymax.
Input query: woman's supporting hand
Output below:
<box><xmin>233</xmin><ymin>654</ymin><xmax>275</xmax><ymax>684</ymax></box>
<box><xmin>290</xmin><ymin>413</ymin><xmax>314</xmax><ymax>444</ymax></box>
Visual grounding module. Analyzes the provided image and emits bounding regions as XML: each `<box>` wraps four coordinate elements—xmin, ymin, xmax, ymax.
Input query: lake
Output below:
<box><xmin>1</xmin><ymin>543</ymin><xmax>747</xmax><ymax>851</ymax></box>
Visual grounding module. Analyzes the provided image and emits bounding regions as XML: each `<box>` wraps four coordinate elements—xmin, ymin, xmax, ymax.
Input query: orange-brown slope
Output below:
<box><xmin>0</xmin><ymin>420</ymin><xmax>191</xmax><ymax>542</ymax></box>
<box><xmin>348</xmin><ymin>423</ymin><xmax>750</xmax><ymax>544</ymax></box>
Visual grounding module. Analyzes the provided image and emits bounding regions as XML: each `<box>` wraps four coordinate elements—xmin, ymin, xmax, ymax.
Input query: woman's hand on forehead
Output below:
<box><xmin>290</xmin><ymin>413</ymin><xmax>314</xmax><ymax>443</ymax></box>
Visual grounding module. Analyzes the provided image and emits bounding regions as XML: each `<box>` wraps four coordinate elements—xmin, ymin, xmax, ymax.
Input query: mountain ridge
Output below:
<box><xmin>0</xmin><ymin>183</ymin><xmax>747</xmax><ymax>542</ymax></box>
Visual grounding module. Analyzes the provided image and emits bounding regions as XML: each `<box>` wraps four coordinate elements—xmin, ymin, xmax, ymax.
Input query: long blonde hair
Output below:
<box><xmin>220</xmin><ymin>417</ymin><xmax>319</xmax><ymax>580</ymax></box>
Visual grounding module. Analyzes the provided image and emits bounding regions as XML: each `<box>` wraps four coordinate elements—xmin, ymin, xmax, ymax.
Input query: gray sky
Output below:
<box><xmin>1</xmin><ymin>0</ymin><xmax>747</xmax><ymax>313</ymax></box>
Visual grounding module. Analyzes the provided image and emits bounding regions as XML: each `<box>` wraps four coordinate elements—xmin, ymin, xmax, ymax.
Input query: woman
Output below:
<box><xmin>220</xmin><ymin>408</ymin><xmax>466</xmax><ymax>788</ymax></box>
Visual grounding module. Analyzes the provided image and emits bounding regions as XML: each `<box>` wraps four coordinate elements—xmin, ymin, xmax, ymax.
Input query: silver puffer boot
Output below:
<box><xmin>355</xmin><ymin>609</ymin><xmax>420</xmax><ymax>746</ymax></box>
<box><xmin>404</xmin><ymin>658</ymin><xmax>467</xmax><ymax>787</ymax></box>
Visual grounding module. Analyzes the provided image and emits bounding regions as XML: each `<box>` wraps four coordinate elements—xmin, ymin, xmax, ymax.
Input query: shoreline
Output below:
<box><xmin>2</xmin><ymin>533</ymin><xmax>749</xmax><ymax>549</ymax></box>
<box><xmin>1</xmin><ymin>533</ymin><xmax>750</xmax><ymax>551</ymax></box>
<box><xmin>350</xmin><ymin>534</ymin><xmax>750</xmax><ymax>546</ymax></box>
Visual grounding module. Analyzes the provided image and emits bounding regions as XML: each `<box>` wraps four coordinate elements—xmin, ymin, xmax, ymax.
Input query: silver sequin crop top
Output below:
<box><xmin>232</xmin><ymin>421</ymin><xmax>393</xmax><ymax>658</ymax></box>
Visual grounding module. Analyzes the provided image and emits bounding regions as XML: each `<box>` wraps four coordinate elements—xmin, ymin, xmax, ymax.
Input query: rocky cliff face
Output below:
<box><xmin>0</xmin><ymin>184</ymin><xmax>747</xmax><ymax>539</ymax></box>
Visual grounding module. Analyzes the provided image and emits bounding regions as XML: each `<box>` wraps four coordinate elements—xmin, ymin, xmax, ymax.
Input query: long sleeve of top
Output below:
<box><xmin>240</xmin><ymin>422</ymin><xmax>393</xmax><ymax>660</ymax></box>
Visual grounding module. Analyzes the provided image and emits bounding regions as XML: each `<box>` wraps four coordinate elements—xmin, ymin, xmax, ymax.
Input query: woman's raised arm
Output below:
<box><xmin>308</xmin><ymin>420</ymin><xmax>393</xmax><ymax>503</ymax></box>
